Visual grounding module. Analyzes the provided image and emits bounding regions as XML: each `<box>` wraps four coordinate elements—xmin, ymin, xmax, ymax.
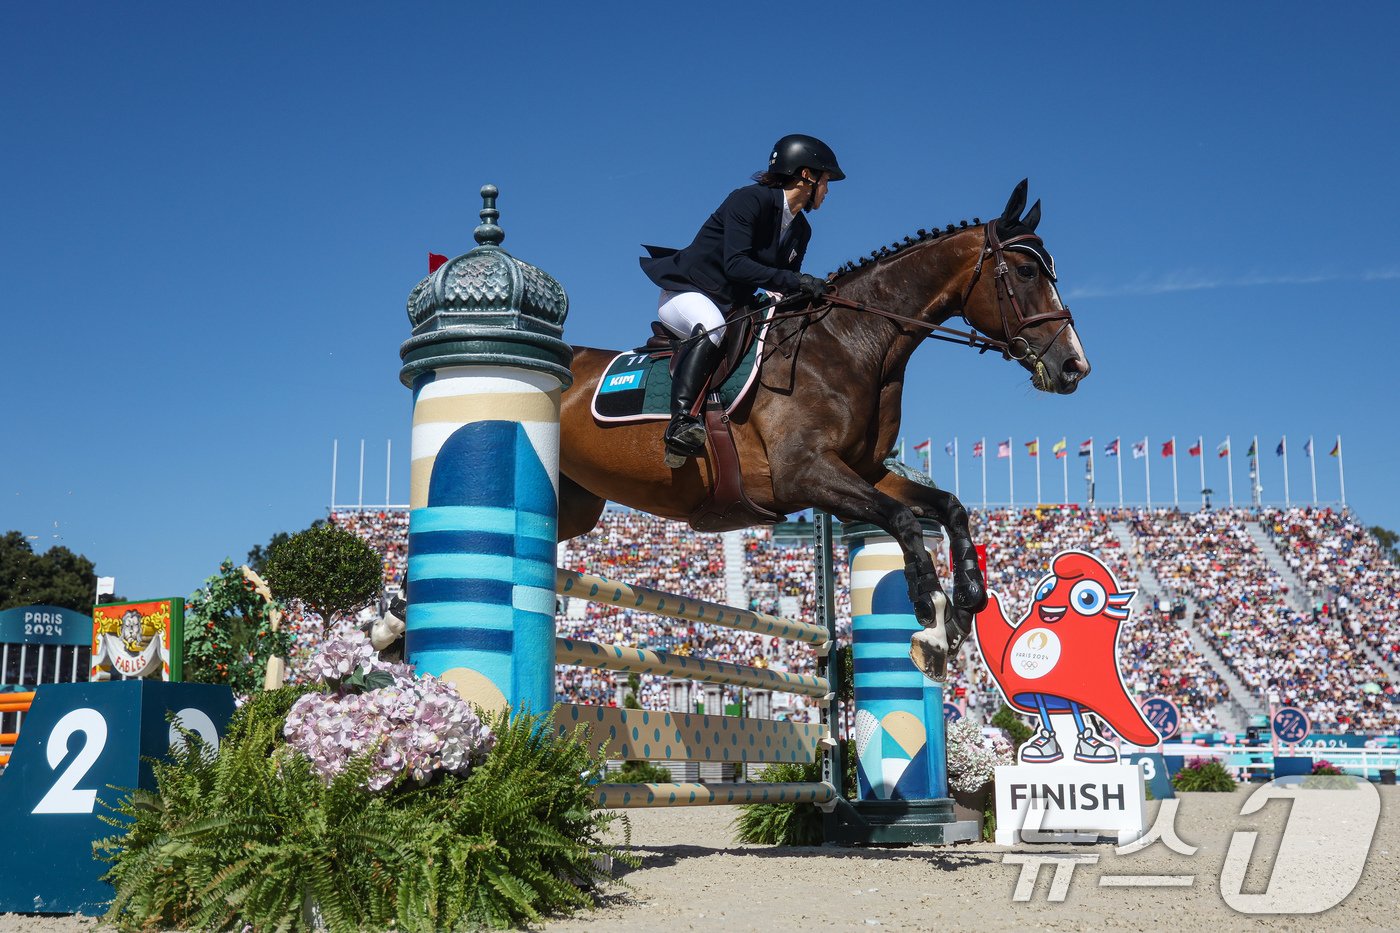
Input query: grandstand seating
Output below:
<box><xmin>320</xmin><ymin>505</ymin><xmax>1397</xmax><ymax>736</ymax></box>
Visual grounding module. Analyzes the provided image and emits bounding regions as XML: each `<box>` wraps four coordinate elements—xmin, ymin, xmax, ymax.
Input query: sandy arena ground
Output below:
<box><xmin>4</xmin><ymin>785</ymin><xmax>1395</xmax><ymax>932</ymax></box>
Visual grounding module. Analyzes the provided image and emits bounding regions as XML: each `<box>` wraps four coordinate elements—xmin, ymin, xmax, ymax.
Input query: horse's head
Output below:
<box><xmin>962</xmin><ymin>180</ymin><xmax>1090</xmax><ymax>395</ymax></box>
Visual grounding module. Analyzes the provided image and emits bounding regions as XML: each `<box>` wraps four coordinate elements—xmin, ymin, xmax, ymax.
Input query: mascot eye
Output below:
<box><xmin>1034</xmin><ymin>576</ymin><xmax>1056</xmax><ymax>602</ymax></box>
<box><xmin>1070</xmin><ymin>580</ymin><xmax>1106</xmax><ymax>614</ymax></box>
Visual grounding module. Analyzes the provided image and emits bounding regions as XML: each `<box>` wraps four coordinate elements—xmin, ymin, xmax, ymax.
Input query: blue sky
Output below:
<box><xmin>3</xmin><ymin>2</ymin><xmax>1397</xmax><ymax>599</ymax></box>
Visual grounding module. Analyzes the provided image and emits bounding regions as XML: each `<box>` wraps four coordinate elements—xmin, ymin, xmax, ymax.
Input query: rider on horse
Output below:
<box><xmin>640</xmin><ymin>134</ymin><xmax>844</xmax><ymax>467</ymax></box>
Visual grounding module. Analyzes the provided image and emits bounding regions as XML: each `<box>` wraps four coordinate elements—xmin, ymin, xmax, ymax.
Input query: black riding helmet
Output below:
<box><xmin>768</xmin><ymin>134</ymin><xmax>846</xmax><ymax>181</ymax></box>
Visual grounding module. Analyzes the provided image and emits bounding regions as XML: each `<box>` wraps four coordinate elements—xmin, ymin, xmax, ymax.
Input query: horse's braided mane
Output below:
<box><xmin>828</xmin><ymin>217</ymin><xmax>982</xmax><ymax>279</ymax></box>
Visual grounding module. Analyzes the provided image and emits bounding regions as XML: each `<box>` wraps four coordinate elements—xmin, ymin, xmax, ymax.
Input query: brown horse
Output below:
<box><xmin>556</xmin><ymin>180</ymin><xmax>1090</xmax><ymax>680</ymax></box>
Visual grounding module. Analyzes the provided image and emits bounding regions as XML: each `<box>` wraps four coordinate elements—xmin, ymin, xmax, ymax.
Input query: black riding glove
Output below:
<box><xmin>797</xmin><ymin>273</ymin><xmax>827</xmax><ymax>298</ymax></box>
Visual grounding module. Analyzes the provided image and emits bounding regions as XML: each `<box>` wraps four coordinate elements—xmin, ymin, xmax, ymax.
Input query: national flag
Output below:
<box><xmin>1132</xmin><ymin>441</ymin><xmax>1146</xmax><ymax>459</ymax></box>
<box><xmin>96</xmin><ymin>576</ymin><xmax>116</xmax><ymax>596</ymax></box>
<box><xmin>1329</xmin><ymin>440</ymin><xmax>1341</xmax><ymax>457</ymax></box>
<box><xmin>1276</xmin><ymin>438</ymin><xmax>1286</xmax><ymax>456</ymax></box>
<box><xmin>1246</xmin><ymin>439</ymin><xmax>1257</xmax><ymax>457</ymax></box>
<box><xmin>1025</xmin><ymin>439</ymin><xmax>1039</xmax><ymax>457</ymax></box>
<box><xmin>1162</xmin><ymin>439</ymin><xmax>1175</xmax><ymax>457</ymax></box>
<box><xmin>1078</xmin><ymin>439</ymin><xmax>1093</xmax><ymax>456</ymax></box>
<box><xmin>1052</xmin><ymin>438</ymin><xmax>1067</xmax><ymax>459</ymax></box>
<box><xmin>1217</xmin><ymin>439</ymin><xmax>1230</xmax><ymax>458</ymax></box>
<box><xmin>1188</xmin><ymin>440</ymin><xmax>1202</xmax><ymax>457</ymax></box>
<box><xmin>997</xmin><ymin>439</ymin><xmax>1011</xmax><ymax>459</ymax></box>
<box><xmin>1303</xmin><ymin>438</ymin><xmax>1313</xmax><ymax>458</ymax></box>
<box><xmin>972</xmin><ymin>440</ymin><xmax>984</xmax><ymax>458</ymax></box>
<box><xmin>945</xmin><ymin>441</ymin><xmax>955</xmax><ymax>456</ymax></box>
<box><xmin>914</xmin><ymin>439</ymin><xmax>931</xmax><ymax>469</ymax></box>
<box><xmin>1104</xmin><ymin>438</ymin><xmax>1120</xmax><ymax>457</ymax></box>
<box><xmin>428</xmin><ymin>252</ymin><xmax>449</xmax><ymax>273</ymax></box>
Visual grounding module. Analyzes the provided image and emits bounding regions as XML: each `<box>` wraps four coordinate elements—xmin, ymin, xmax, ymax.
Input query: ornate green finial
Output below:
<box><xmin>474</xmin><ymin>184</ymin><xmax>504</xmax><ymax>246</ymax></box>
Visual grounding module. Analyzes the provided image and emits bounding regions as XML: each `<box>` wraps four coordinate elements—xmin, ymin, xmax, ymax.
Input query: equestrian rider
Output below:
<box><xmin>640</xmin><ymin>134</ymin><xmax>843</xmax><ymax>467</ymax></box>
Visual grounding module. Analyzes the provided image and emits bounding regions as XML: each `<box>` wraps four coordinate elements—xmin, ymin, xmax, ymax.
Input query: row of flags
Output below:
<box><xmin>910</xmin><ymin>435</ymin><xmax>1341</xmax><ymax>463</ymax></box>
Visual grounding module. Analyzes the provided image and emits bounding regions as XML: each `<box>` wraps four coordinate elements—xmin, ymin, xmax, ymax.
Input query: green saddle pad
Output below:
<box><xmin>591</xmin><ymin>338</ymin><xmax>762</xmax><ymax>424</ymax></box>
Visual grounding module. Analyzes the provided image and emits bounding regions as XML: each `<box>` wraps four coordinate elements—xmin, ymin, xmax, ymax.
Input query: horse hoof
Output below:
<box><xmin>910</xmin><ymin>631</ymin><xmax>948</xmax><ymax>681</ymax></box>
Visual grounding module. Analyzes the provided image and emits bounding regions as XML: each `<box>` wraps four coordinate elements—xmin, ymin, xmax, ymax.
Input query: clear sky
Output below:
<box><xmin>3</xmin><ymin>2</ymin><xmax>1397</xmax><ymax>599</ymax></box>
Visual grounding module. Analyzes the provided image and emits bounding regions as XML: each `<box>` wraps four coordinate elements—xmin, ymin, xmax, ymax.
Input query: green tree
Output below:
<box><xmin>245</xmin><ymin>519</ymin><xmax>324</xmax><ymax>575</ymax></box>
<box><xmin>992</xmin><ymin>703</ymin><xmax>1035</xmax><ymax>753</ymax></box>
<box><xmin>0</xmin><ymin>531</ymin><xmax>98</xmax><ymax>612</ymax></box>
<box><xmin>184</xmin><ymin>561</ymin><xmax>295</xmax><ymax>694</ymax></box>
<box><xmin>1370</xmin><ymin>525</ymin><xmax>1399</xmax><ymax>563</ymax></box>
<box><xmin>262</xmin><ymin>524</ymin><xmax>383</xmax><ymax>628</ymax></box>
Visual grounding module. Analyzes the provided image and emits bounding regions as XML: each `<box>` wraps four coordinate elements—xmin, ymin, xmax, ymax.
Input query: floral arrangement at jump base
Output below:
<box><xmin>945</xmin><ymin>716</ymin><xmax>1013</xmax><ymax>794</ymax></box>
<box><xmin>98</xmin><ymin>631</ymin><xmax>634</xmax><ymax>932</ymax></box>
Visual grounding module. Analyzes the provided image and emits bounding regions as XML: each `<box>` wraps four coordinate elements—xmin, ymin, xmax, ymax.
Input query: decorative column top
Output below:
<box><xmin>400</xmin><ymin>185</ymin><xmax>572</xmax><ymax>388</ymax></box>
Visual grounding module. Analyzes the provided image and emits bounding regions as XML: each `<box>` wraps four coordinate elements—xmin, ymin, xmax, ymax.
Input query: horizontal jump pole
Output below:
<box><xmin>555</xmin><ymin>704</ymin><xmax>828</xmax><ymax>763</ymax></box>
<box><xmin>0</xmin><ymin>733</ymin><xmax>16</xmax><ymax>745</ymax></box>
<box><xmin>593</xmin><ymin>781</ymin><xmax>837</xmax><ymax>808</ymax></box>
<box><xmin>556</xmin><ymin>568</ymin><xmax>830</xmax><ymax>647</ymax></box>
<box><xmin>556</xmin><ymin>638</ymin><xmax>831</xmax><ymax>698</ymax></box>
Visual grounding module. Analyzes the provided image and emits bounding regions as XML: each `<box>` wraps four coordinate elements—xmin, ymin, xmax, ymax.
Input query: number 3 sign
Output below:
<box><xmin>0</xmin><ymin>681</ymin><xmax>234</xmax><ymax>914</ymax></box>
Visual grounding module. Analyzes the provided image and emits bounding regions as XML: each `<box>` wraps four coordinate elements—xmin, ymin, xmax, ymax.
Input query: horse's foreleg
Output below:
<box><xmin>557</xmin><ymin>474</ymin><xmax>606</xmax><ymax>542</ymax></box>
<box><xmin>875</xmin><ymin>474</ymin><xmax>989</xmax><ymax>654</ymax></box>
<box><xmin>779</xmin><ymin>457</ymin><xmax>953</xmax><ymax>680</ymax></box>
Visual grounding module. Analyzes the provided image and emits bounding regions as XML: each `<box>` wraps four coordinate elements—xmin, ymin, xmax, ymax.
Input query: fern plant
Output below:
<box><xmin>97</xmin><ymin>692</ymin><xmax>636</xmax><ymax>932</ymax></box>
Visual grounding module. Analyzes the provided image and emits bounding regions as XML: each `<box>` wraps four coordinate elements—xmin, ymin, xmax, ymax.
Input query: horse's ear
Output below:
<box><xmin>1001</xmin><ymin>179</ymin><xmax>1029</xmax><ymax>224</ymax></box>
<box><xmin>1023</xmin><ymin>199</ymin><xmax>1041</xmax><ymax>232</ymax></box>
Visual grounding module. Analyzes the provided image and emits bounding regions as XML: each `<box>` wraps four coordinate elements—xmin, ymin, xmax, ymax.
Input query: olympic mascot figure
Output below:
<box><xmin>974</xmin><ymin>549</ymin><xmax>1160</xmax><ymax>764</ymax></box>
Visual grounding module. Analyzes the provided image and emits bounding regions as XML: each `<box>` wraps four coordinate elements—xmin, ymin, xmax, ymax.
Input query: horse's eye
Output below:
<box><xmin>1017</xmin><ymin>264</ymin><xmax>1037</xmax><ymax>280</ymax></box>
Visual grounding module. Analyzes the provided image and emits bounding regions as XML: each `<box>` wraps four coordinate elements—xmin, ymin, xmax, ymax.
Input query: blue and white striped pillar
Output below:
<box><xmin>845</xmin><ymin>522</ymin><xmax>949</xmax><ymax>800</ymax></box>
<box><xmin>399</xmin><ymin>185</ymin><xmax>571</xmax><ymax>716</ymax></box>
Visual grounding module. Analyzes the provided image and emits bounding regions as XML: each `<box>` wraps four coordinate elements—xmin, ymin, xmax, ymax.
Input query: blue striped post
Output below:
<box><xmin>399</xmin><ymin>186</ymin><xmax>571</xmax><ymax>716</ymax></box>
<box><xmin>845</xmin><ymin>521</ymin><xmax>949</xmax><ymax>800</ymax></box>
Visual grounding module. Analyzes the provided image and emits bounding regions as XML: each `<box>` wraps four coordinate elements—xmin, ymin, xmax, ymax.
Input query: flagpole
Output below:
<box><xmin>1088</xmin><ymin>437</ymin><xmax>1096</xmax><ymax>507</ymax></box>
<box><xmin>954</xmin><ymin>437</ymin><xmax>961</xmax><ymax>498</ymax></box>
<box><xmin>358</xmin><ymin>438</ymin><xmax>365</xmax><ymax>510</ymax></box>
<box><xmin>386</xmin><ymin>439</ymin><xmax>392</xmax><ymax>506</ymax></box>
<box><xmin>981</xmin><ymin>436</ymin><xmax>987</xmax><ymax>510</ymax></box>
<box><xmin>1252</xmin><ymin>434</ymin><xmax>1261</xmax><ymax>507</ymax></box>
<box><xmin>1144</xmin><ymin>436</ymin><xmax>1152</xmax><ymax>509</ymax></box>
<box><xmin>1309</xmin><ymin>435</ymin><xmax>1317</xmax><ymax>504</ymax></box>
<box><xmin>1115</xmin><ymin>438</ymin><xmax>1124</xmax><ymax>508</ymax></box>
<box><xmin>1281</xmin><ymin>435</ymin><xmax>1291</xmax><ymax>506</ymax></box>
<box><xmin>1009</xmin><ymin>436</ymin><xmax>1015</xmax><ymax>508</ymax></box>
<box><xmin>1226</xmin><ymin>434</ymin><xmax>1234</xmax><ymax>507</ymax></box>
<box><xmin>1198</xmin><ymin>435</ymin><xmax>1205</xmax><ymax>509</ymax></box>
<box><xmin>1171</xmin><ymin>435</ymin><xmax>1179</xmax><ymax>507</ymax></box>
<box><xmin>926</xmin><ymin>437</ymin><xmax>933</xmax><ymax>480</ymax></box>
<box><xmin>1337</xmin><ymin>435</ymin><xmax>1346</xmax><ymax>507</ymax></box>
<box><xmin>331</xmin><ymin>438</ymin><xmax>338</xmax><ymax>511</ymax></box>
<box><xmin>1035</xmin><ymin>436</ymin><xmax>1042</xmax><ymax>504</ymax></box>
<box><xmin>1062</xmin><ymin>442</ymin><xmax>1068</xmax><ymax>504</ymax></box>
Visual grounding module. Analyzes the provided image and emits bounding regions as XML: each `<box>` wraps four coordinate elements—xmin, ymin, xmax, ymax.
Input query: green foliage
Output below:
<box><xmin>1171</xmin><ymin>757</ymin><xmax>1237</xmax><ymax>792</ymax></box>
<box><xmin>184</xmin><ymin>560</ymin><xmax>295</xmax><ymax>695</ymax></box>
<box><xmin>98</xmin><ymin>697</ymin><xmax>635</xmax><ymax>932</ymax></box>
<box><xmin>622</xmin><ymin>672</ymin><xmax>640</xmax><ymax>710</ymax></box>
<box><xmin>246</xmin><ymin>520</ymin><xmax>324</xmax><ymax>575</ymax></box>
<box><xmin>0</xmin><ymin>530</ymin><xmax>99</xmax><ymax>613</ymax></box>
<box><xmin>1369</xmin><ymin>525</ymin><xmax>1399</xmax><ymax>563</ymax></box>
<box><xmin>836</xmin><ymin>643</ymin><xmax>853</xmax><ymax>706</ymax></box>
<box><xmin>732</xmin><ymin>760</ymin><xmax>825</xmax><ymax>846</ymax></box>
<box><xmin>263</xmin><ymin>523</ymin><xmax>383</xmax><ymax>627</ymax></box>
<box><xmin>992</xmin><ymin>704</ymin><xmax>1035</xmax><ymax>752</ymax></box>
<box><xmin>604</xmin><ymin>760</ymin><xmax>672</xmax><ymax>783</ymax></box>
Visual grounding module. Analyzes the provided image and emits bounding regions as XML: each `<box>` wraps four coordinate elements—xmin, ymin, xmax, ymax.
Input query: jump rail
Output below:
<box><xmin>552</xmin><ymin>516</ymin><xmax>843</xmax><ymax>809</ymax></box>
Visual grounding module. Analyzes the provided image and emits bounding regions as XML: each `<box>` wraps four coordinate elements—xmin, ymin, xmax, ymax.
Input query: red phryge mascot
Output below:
<box><xmin>974</xmin><ymin>549</ymin><xmax>1159</xmax><ymax>763</ymax></box>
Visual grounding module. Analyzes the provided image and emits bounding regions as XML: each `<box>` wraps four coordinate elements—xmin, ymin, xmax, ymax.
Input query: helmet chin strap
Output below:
<box><xmin>798</xmin><ymin>171</ymin><xmax>818</xmax><ymax>212</ymax></box>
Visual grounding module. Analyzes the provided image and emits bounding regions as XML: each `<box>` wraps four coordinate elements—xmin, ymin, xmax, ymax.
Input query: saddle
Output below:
<box><xmin>589</xmin><ymin>307</ymin><xmax>785</xmax><ymax>533</ymax></box>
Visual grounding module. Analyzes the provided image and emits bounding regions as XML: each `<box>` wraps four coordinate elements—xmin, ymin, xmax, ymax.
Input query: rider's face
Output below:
<box><xmin>807</xmin><ymin>171</ymin><xmax>831</xmax><ymax>210</ymax></box>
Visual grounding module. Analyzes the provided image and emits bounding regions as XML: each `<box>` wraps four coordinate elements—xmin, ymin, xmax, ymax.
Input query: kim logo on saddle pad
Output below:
<box><xmin>974</xmin><ymin>549</ymin><xmax>1159</xmax><ymax>763</ymax></box>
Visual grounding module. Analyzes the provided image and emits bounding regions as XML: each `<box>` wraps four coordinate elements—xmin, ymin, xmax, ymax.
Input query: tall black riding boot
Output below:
<box><xmin>663</xmin><ymin>326</ymin><xmax>723</xmax><ymax>468</ymax></box>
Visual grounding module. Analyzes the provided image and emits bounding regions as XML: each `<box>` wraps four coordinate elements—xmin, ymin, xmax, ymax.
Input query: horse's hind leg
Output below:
<box><xmin>557</xmin><ymin>474</ymin><xmax>606</xmax><ymax>542</ymax></box>
<box><xmin>778</xmin><ymin>456</ymin><xmax>953</xmax><ymax>680</ymax></box>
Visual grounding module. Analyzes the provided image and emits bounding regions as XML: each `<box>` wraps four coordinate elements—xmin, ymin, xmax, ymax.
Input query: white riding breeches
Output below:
<box><xmin>657</xmin><ymin>289</ymin><xmax>727</xmax><ymax>346</ymax></box>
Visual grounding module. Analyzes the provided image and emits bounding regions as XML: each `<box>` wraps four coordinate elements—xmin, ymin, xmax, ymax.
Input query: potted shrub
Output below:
<box><xmin>946</xmin><ymin>717</ymin><xmax>1012</xmax><ymax>827</ymax></box>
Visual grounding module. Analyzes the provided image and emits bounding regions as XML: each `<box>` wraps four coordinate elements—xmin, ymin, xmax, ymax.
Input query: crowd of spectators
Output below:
<box><xmin>311</xmin><ymin>504</ymin><xmax>1398</xmax><ymax>736</ymax></box>
<box><xmin>1132</xmin><ymin>507</ymin><xmax>1394</xmax><ymax>732</ymax></box>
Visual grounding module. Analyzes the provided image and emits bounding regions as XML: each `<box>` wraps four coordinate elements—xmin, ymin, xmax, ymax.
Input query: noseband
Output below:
<box><xmin>959</xmin><ymin>222</ymin><xmax>1075</xmax><ymax>364</ymax></box>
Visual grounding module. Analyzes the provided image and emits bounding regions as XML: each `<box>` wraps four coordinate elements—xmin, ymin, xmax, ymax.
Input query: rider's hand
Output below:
<box><xmin>797</xmin><ymin>273</ymin><xmax>827</xmax><ymax>298</ymax></box>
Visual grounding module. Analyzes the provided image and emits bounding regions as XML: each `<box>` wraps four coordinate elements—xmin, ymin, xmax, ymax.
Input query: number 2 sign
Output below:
<box><xmin>0</xmin><ymin>681</ymin><xmax>234</xmax><ymax>914</ymax></box>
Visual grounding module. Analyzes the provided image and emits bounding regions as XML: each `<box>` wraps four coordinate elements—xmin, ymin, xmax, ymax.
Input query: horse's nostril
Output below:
<box><xmin>1063</xmin><ymin>357</ymin><xmax>1090</xmax><ymax>376</ymax></box>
